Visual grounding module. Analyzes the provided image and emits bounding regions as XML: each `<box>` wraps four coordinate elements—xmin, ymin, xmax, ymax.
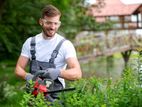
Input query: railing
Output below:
<box><xmin>74</xmin><ymin>31</ymin><xmax>142</xmax><ymax>63</ymax></box>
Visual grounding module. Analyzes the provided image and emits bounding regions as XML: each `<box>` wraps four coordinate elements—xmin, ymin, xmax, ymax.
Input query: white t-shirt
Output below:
<box><xmin>21</xmin><ymin>32</ymin><xmax>77</xmax><ymax>87</ymax></box>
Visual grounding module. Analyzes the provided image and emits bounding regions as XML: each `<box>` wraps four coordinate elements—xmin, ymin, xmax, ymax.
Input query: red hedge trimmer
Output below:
<box><xmin>29</xmin><ymin>71</ymin><xmax>75</xmax><ymax>97</ymax></box>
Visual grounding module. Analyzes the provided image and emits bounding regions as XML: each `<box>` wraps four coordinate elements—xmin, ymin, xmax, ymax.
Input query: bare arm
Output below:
<box><xmin>60</xmin><ymin>57</ymin><xmax>82</xmax><ymax>80</ymax></box>
<box><xmin>15</xmin><ymin>55</ymin><xmax>29</xmax><ymax>80</ymax></box>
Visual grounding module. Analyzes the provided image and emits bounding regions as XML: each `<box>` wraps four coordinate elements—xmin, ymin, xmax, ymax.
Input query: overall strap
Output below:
<box><xmin>30</xmin><ymin>37</ymin><xmax>36</xmax><ymax>60</ymax></box>
<box><xmin>49</xmin><ymin>39</ymin><xmax>66</xmax><ymax>64</ymax></box>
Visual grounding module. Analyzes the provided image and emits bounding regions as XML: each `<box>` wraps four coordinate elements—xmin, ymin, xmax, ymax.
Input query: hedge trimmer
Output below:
<box><xmin>29</xmin><ymin>71</ymin><xmax>75</xmax><ymax>97</ymax></box>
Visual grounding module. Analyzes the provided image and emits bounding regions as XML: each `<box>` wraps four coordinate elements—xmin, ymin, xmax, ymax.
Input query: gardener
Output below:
<box><xmin>15</xmin><ymin>4</ymin><xmax>82</xmax><ymax>101</ymax></box>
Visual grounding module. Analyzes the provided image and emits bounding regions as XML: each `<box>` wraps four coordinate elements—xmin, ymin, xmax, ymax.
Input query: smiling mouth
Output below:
<box><xmin>48</xmin><ymin>30</ymin><xmax>54</xmax><ymax>33</ymax></box>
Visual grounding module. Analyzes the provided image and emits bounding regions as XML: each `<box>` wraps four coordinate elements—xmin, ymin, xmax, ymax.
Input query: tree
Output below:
<box><xmin>0</xmin><ymin>0</ymin><xmax>109</xmax><ymax>60</ymax></box>
<box><xmin>0</xmin><ymin>0</ymin><xmax>44</xmax><ymax>59</ymax></box>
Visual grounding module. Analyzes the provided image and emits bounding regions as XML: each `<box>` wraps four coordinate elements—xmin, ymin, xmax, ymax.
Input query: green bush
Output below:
<box><xmin>56</xmin><ymin>67</ymin><xmax>142</xmax><ymax>107</ymax></box>
<box><xmin>19</xmin><ymin>67</ymin><xmax>142</xmax><ymax>107</ymax></box>
<box><xmin>0</xmin><ymin>81</ymin><xmax>17</xmax><ymax>103</ymax></box>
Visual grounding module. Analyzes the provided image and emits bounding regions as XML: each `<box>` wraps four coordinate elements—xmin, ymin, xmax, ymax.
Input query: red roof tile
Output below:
<box><xmin>90</xmin><ymin>0</ymin><xmax>141</xmax><ymax>17</ymax></box>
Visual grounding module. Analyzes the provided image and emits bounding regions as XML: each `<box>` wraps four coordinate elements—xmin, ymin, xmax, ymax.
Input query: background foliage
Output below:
<box><xmin>0</xmin><ymin>0</ymin><xmax>111</xmax><ymax>60</ymax></box>
<box><xmin>18</xmin><ymin>67</ymin><xmax>142</xmax><ymax>107</ymax></box>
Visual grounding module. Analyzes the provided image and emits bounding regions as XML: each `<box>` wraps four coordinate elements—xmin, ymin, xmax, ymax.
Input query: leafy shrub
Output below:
<box><xmin>20</xmin><ymin>92</ymin><xmax>48</xmax><ymax>107</ymax></box>
<box><xmin>0</xmin><ymin>81</ymin><xmax>17</xmax><ymax>103</ymax></box>
<box><xmin>19</xmin><ymin>67</ymin><xmax>142</xmax><ymax>107</ymax></box>
<box><xmin>55</xmin><ymin>67</ymin><xmax>142</xmax><ymax>107</ymax></box>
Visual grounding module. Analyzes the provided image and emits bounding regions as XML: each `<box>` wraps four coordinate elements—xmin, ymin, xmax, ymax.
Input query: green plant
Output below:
<box><xmin>0</xmin><ymin>81</ymin><xmax>17</xmax><ymax>103</ymax></box>
<box><xmin>51</xmin><ymin>67</ymin><xmax>142</xmax><ymax>107</ymax></box>
<box><xmin>20</xmin><ymin>92</ymin><xmax>48</xmax><ymax>107</ymax></box>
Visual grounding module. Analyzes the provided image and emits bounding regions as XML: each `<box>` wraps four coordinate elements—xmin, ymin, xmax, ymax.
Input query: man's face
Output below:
<box><xmin>40</xmin><ymin>15</ymin><xmax>61</xmax><ymax>38</ymax></box>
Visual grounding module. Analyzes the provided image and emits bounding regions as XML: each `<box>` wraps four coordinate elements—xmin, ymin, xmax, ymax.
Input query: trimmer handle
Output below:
<box><xmin>32</xmin><ymin>70</ymin><xmax>46</xmax><ymax>81</ymax></box>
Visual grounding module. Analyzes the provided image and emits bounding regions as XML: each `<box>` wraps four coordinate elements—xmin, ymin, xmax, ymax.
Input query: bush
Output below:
<box><xmin>0</xmin><ymin>81</ymin><xmax>17</xmax><ymax>103</ymax></box>
<box><xmin>19</xmin><ymin>67</ymin><xmax>142</xmax><ymax>107</ymax></box>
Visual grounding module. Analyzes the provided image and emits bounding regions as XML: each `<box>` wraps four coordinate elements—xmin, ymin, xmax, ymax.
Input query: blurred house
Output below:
<box><xmin>86</xmin><ymin>0</ymin><xmax>142</xmax><ymax>30</ymax></box>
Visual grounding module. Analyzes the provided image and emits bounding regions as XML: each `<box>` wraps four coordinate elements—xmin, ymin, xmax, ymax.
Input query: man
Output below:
<box><xmin>15</xmin><ymin>4</ymin><xmax>82</xmax><ymax>99</ymax></box>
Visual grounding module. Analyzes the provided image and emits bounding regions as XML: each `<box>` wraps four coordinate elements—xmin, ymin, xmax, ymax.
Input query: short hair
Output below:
<box><xmin>41</xmin><ymin>5</ymin><xmax>61</xmax><ymax>18</ymax></box>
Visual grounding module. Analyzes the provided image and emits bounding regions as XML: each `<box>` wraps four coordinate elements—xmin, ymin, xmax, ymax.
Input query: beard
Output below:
<box><xmin>42</xmin><ymin>28</ymin><xmax>56</xmax><ymax>37</ymax></box>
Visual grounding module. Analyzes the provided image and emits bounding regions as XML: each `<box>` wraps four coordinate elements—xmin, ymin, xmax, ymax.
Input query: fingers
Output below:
<box><xmin>42</xmin><ymin>72</ymin><xmax>50</xmax><ymax>78</ymax></box>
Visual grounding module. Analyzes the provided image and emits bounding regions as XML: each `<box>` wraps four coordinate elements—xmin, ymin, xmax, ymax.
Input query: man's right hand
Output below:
<box><xmin>25</xmin><ymin>73</ymin><xmax>34</xmax><ymax>93</ymax></box>
<box><xmin>25</xmin><ymin>71</ymin><xmax>46</xmax><ymax>81</ymax></box>
<box><xmin>25</xmin><ymin>73</ymin><xmax>34</xmax><ymax>81</ymax></box>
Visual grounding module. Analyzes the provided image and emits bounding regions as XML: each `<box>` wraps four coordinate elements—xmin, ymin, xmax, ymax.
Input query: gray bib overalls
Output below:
<box><xmin>30</xmin><ymin>36</ymin><xmax>66</xmax><ymax>102</ymax></box>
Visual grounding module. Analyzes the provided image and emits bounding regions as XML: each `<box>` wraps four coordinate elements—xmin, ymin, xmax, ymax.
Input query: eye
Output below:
<box><xmin>54</xmin><ymin>22</ymin><xmax>59</xmax><ymax>25</ymax></box>
<box><xmin>42</xmin><ymin>19</ymin><xmax>61</xmax><ymax>26</ymax></box>
<box><xmin>45</xmin><ymin>21</ymin><xmax>52</xmax><ymax>25</ymax></box>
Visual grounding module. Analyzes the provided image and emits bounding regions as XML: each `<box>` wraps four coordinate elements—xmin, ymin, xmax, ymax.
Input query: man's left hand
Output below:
<box><xmin>42</xmin><ymin>68</ymin><xmax>61</xmax><ymax>80</ymax></box>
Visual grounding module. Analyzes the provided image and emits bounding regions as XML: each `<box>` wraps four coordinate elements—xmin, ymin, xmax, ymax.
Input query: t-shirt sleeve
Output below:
<box><xmin>62</xmin><ymin>40</ymin><xmax>77</xmax><ymax>59</ymax></box>
<box><xmin>21</xmin><ymin>37</ymin><xmax>31</xmax><ymax>58</ymax></box>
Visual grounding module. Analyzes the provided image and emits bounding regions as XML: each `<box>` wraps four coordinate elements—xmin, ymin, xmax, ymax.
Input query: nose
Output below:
<box><xmin>49</xmin><ymin>23</ymin><xmax>56</xmax><ymax>29</ymax></box>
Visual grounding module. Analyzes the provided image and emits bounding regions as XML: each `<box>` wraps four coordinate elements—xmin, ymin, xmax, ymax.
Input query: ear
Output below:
<box><xmin>39</xmin><ymin>18</ymin><xmax>43</xmax><ymax>26</ymax></box>
<box><xmin>57</xmin><ymin>21</ymin><xmax>61</xmax><ymax>28</ymax></box>
<box><xmin>58</xmin><ymin>23</ymin><xmax>61</xmax><ymax>27</ymax></box>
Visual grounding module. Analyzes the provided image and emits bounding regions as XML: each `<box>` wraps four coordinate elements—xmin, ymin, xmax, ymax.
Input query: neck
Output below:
<box><xmin>42</xmin><ymin>32</ymin><xmax>55</xmax><ymax>40</ymax></box>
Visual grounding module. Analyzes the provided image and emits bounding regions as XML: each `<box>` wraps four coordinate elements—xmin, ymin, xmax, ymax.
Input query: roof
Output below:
<box><xmin>89</xmin><ymin>0</ymin><xmax>141</xmax><ymax>17</ymax></box>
